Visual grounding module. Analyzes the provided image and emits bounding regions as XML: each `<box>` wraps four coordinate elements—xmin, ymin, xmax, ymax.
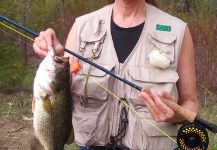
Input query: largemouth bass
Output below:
<box><xmin>31</xmin><ymin>47</ymin><xmax>74</xmax><ymax>150</ymax></box>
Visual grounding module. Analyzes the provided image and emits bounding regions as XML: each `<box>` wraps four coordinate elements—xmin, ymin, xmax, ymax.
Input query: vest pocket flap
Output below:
<box><xmin>80</xmin><ymin>31</ymin><xmax>106</xmax><ymax>59</ymax></box>
<box><xmin>149</xmin><ymin>32</ymin><xmax>177</xmax><ymax>44</ymax></box>
<box><xmin>148</xmin><ymin>33</ymin><xmax>176</xmax><ymax>63</ymax></box>
<box><xmin>82</xmin><ymin>63</ymin><xmax>115</xmax><ymax>77</ymax></box>
<box><xmin>72</xmin><ymin>63</ymin><xmax>115</xmax><ymax>100</ymax></box>
<box><xmin>80</xmin><ymin>31</ymin><xmax>106</xmax><ymax>43</ymax></box>
<box><xmin>129</xmin><ymin>68</ymin><xmax>179</xmax><ymax>83</ymax></box>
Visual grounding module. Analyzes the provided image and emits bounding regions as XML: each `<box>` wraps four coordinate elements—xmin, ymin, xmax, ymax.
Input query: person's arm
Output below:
<box><xmin>139</xmin><ymin>26</ymin><xmax>199</xmax><ymax>123</ymax></box>
<box><xmin>176</xmin><ymin>26</ymin><xmax>199</xmax><ymax>114</ymax></box>
<box><xmin>64</xmin><ymin>23</ymin><xmax>77</xmax><ymax>62</ymax></box>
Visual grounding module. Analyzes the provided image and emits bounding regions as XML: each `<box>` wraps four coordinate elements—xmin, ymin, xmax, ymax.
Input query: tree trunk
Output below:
<box><xmin>178</xmin><ymin>0</ymin><xmax>191</xmax><ymax>12</ymax></box>
<box><xmin>21</xmin><ymin>0</ymin><xmax>31</xmax><ymax>65</ymax></box>
<box><xmin>58</xmin><ymin>0</ymin><xmax>67</xmax><ymax>41</ymax></box>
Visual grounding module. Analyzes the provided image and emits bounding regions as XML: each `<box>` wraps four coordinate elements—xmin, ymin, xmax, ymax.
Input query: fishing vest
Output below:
<box><xmin>71</xmin><ymin>3</ymin><xmax>186</xmax><ymax>149</ymax></box>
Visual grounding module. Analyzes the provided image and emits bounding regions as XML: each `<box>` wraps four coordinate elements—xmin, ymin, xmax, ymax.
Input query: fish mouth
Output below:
<box><xmin>48</xmin><ymin>46</ymin><xmax>69</xmax><ymax>66</ymax></box>
<box><xmin>44</xmin><ymin>57</ymin><xmax>69</xmax><ymax>74</ymax></box>
<box><xmin>53</xmin><ymin>56</ymin><xmax>69</xmax><ymax>66</ymax></box>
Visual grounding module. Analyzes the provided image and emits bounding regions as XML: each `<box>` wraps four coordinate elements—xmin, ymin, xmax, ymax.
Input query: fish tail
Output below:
<box><xmin>66</xmin><ymin>126</ymin><xmax>74</xmax><ymax>145</ymax></box>
<box><xmin>30</xmin><ymin>134</ymin><xmax>45</xmax><ymax>150</ymax></box>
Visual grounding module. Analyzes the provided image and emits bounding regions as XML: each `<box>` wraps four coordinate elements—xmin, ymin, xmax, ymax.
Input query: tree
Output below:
<box><xmin>20</xmin><ymin>0</ymin><xmax>32</xmax><ymax>65</ymax></box>
<box><xmin>177</xmin><ymin>0</ymin><xmax>191</xmax><ymax>12</ymax></box>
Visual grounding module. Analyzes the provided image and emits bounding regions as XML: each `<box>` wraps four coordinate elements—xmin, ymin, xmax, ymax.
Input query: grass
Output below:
<box><xmin>0</xmin><ymin>92</ymin><xmax>32</xmax><ymax>121</ymax></box>
<box><xmin>64</xmin><ymin>144</ymin><xmax>79</xmax><ymax>150</ymax></box>
<box><xmin>0</xmin><ymin>1</ymin><xmax>216</xmax><ymax>149</ymax></box>
<box><xmin>0</xmin><ymin>91</ymin><xmax>81</xmax><ymax>149</ymax></box>
<box><xmin>0</xmin><ymin>90</ymin><xmax>216</xmax><ymax>149</ymax></box>
<box><xmin>0</xmin><ymin>3</ymin><xmax>215</xmax><ymax>150</ymax></box>
<box><xmin>199</xmin><ymin>103</ymin><xmax>217</xmax><ymax>149</ymax></box>
<box><xmin>0</xmin><ymin>40</ymin><xmax>81</xmax><ymax>149</ymax></box>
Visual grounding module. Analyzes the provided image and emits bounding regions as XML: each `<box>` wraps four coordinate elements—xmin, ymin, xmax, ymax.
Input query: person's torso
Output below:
<box><xmin>71</xmin><ymin>3</ymin><xmax>186</xmax><ymax>149</ymax></box>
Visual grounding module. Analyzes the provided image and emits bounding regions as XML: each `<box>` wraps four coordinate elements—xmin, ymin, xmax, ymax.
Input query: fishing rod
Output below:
<box><xmin>0</xmin><ymin>15</ymin><xmax>141</xmax><ymax>91</ymax></box>
<box><xmin>1</xmin><ymin>15</ymin><xmax>217</xmax><ymax>149</ymax></box>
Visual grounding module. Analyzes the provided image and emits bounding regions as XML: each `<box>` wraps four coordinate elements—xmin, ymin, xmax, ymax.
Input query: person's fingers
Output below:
<box><xmin>33</xmin><ymin>28</ymin><xmax>64</xmax><ymax>57</ymax></box>
<box><xmin>140</xmin><ymin>90</ymin><xmax>178</xmax><ymax>122</ymax></box>
<box><xmin>37</xmin><ymin>29</ymin><xmax>57</xmax><ymax>50</ymax></box>
<box><xmin>53</xmin><ymin>38</ymin><xmax>64</xmax><ymax>56</ymax></box>
<box><xmin>38</xmin><ymin>31</ymin><xmax>48</xmax><ymax>50</ymax></box>
<box><xmin>33</xmin><ymin>42</ymin><xmax>47</xmax><ymax>58</ymax></box>
<box><xmin>149</xmin><ymin>90</ymin><xmax>175</xmax><ymax>121</ymax></box>
<box><xmin>45</xmin><ymin>28</ymin><xmax>64</xmax><ymax>56</ymax></box>
<box><xmin>139</xmin><ymin>91</ymin><xmax>161</xmax><ymax>122</ymax></box>
<box><xmin>34</xmin><ymin>35</ymin><xmax>48</xmax><ymax>55</ymax></box>
<box><xmin>149</xmin><ymin>90</ymin><xmax>168</xmax><ymax>114</ymax></box>
<box><xmin>162</xmin><ymin>91</ymin><xmax>175</xmax><ymax>101</ymax></box>
<box><xmin>44</xmin><ymin>28</ymin><xmax>56</xmax><ymax>47</ymax></box>
<box><xmin>145</xmin><ymin>90</ymin><xmax>168</xmax><ymax>122</ymax></box>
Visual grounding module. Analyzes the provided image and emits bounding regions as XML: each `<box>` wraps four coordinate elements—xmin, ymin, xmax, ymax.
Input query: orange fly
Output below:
<box><xmin>70</xmin><ymin>61</ymin><xmax>80</xmax><ymax>74</ymax></box>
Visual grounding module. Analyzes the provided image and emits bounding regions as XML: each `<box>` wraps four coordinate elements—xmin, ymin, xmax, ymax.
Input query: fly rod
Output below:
<box><xmin>1</xmin><ymin>15</ymin><xmax>217</xmax><ymax>133</ymax></box>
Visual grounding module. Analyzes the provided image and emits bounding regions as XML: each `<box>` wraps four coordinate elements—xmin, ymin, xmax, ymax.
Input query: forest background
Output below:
<box><xmin>0</xmin><ymin>0</ymin><xmax>217</xmax><ymax>149</ymax></box>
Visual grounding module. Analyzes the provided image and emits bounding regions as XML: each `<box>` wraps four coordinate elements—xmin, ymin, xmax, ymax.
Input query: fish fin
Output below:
<box><xmin>32</xmin><ymin>97</ymin><xmax>35</xmax><ymax>113</ymax></box>
<box><xmin>43</xmin><ymin>97</ymin><xmax>52</xmax><ymax>113</ymax></box>
<box><xmin>30</xmin><ymin>134</ymin><xmax>45</xmax><ymax>150</ymax></box>
<box><xmin>66</xmin><ymin>126</ymin><xmax>74</xmax><ymax>145</ymax></box>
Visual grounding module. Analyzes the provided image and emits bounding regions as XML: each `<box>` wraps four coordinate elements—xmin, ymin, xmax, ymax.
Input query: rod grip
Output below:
<box><xmin>160</xmin><ymin>96</ymin><xmax>197</xmax><ymax>123</ymax></box>
<box><xmin>142</xmin><ymin>89</ymin><xmax>197</xmax><ymax>122</ymax></box>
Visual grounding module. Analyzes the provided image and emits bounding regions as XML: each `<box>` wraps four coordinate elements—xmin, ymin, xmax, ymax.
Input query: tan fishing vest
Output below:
<box><xmin>71</xmin><ymin>3</ymin><xmax>186</xmax><ymax>150</ymax></box>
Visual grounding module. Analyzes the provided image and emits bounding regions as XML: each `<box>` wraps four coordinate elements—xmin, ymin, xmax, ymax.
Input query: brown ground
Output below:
<box><xmin>0</xmin><ymin>116</ymin><xmax>33</xmax><ymax>150</ymax></box>
<box><xmin>0</xmin><ymin>92</ymin><xmax>216</xmax><ymax>150</ymax></box>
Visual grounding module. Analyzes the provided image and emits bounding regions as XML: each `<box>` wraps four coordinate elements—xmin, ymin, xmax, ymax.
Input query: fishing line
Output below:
<box><xmin>0</xmin><ymin>16</ymin><xmax>143</xmax><ymax>92</ymax></box>
<box><xmin>0</xmin><ymin>21</ymin><xmax>34</xmax><ymax>42</ymax></box>
<box><xmin>0</xmin><ymin>18</ymin><xmax>177</xmax><ymax>143</ymax></box>
<box><xmin>81</xmin><ymin>70</ymin><xmax>177</xmax><ymax>143</ymax></box>
<box><xmin>2</xmin><ymin>15</ymin><xmax>217</xmax><ymax>150</ymax></box>
<box><xmin>0</xmin><ymin>28</ymin><xmax>33</xmax><ymax>47</ymax></box>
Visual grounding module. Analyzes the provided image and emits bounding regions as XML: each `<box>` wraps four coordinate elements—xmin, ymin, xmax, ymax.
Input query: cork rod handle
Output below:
<box><xmin>160</xmin><ymin>96</ymin><xmax>197</xmax><ymax>123</ymax></box>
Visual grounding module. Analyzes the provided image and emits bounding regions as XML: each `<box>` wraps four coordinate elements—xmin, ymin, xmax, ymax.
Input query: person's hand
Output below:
<box><xmin>139</xmin><ymin>90</ymin><xmax>177</xmax><ymax>123</ymax></box>
<box><xmin>33</xmin><ymin>28</ymin><xmax>64</xmax><ymax>58</ymax></box>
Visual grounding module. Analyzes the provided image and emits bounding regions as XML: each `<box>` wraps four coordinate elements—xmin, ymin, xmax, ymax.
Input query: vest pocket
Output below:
<box><xmin>125</xmin><ymin>67</ymin><xmax>179</xmax><ymax>137</ymax></box>
<box><xmin>138</xmin><ymin>111</ymin><xmax>178</xmax><ymax>137</ymax></box>
<box><xmin>124</xmin><ymin>111</ymin><xmax>177</xmax><ymax>149</ymax></box>
<box><xmin>79</xmin><ymin>31</ymin><xmax>106</xmax><ymax>59</ymax></box>
<box><xmin>127</xmin><ymin>67</ymin><xmax>179</xmax><ymax>107</ymax></box>
<box><xmin>72</xmin><ymin>63</ymin><xmax>114</xmax><ymax>145</ymax></box>
<box><xmin>72</xmin><ymin>63</ymin><xmax>115</xmax><ymax>108</ymax></box>
<box><xmin>72</xmin><ymin>102</ymin><xmax>98</xmax><ymax>145</ymax></box>
<box><xmin>148</xmin><ymin>32</ymin><xmax>177</xmax><ymax>68</ymax></box>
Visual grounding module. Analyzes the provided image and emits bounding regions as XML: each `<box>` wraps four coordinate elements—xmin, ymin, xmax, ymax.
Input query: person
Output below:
<box><xmin>33</xmin><ymin>0</ymin><xmax>199</xmax><ymax>149</ymax></box>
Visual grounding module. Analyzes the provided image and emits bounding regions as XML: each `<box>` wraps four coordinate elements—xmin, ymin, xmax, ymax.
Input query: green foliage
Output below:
<box><xmin>0</xmin><ymin>0</ymin><xmax>216</xmax><ymax>149</ymax></box>
<box><xmin>28</xmin><ymin>0</ymin><xmax>108</xmax><ymax>41</ymax></box>
<box><xmin>191</xmin><ymin>0</ymin><xmax>217</xmax><ymax>15</ymax></box>
<box><xmin>200</xmin><ymin>102</ymin><xmax>217</xmax><ymax>149</ymax></box>
<box><xmin>0</xmin><ymin>0</ymin><xmax>18</xmax><ymax>20</ymax></box>
<box><xmin>165</xmin><ymin>0</ymin><xmax>217</xmax><ymax>92</ymax></box>
<box><xmin>0</xmin><ymin>92</ymin><xmax>32</xmax><ymax>121</ymax></box>
<box><xmin>64</xmin><ymin>144</ymin><xmax>79</xmax><ymax>150</ymax></box>
<box><xmin>159</xmin><ymin>0</ymin><xmax>177</xmax><ymax>13</ymax></box>
<box><xmin>0</xmin><ymin>42</ymin><xmax>35</xmax><ymax>92</ymax></box>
